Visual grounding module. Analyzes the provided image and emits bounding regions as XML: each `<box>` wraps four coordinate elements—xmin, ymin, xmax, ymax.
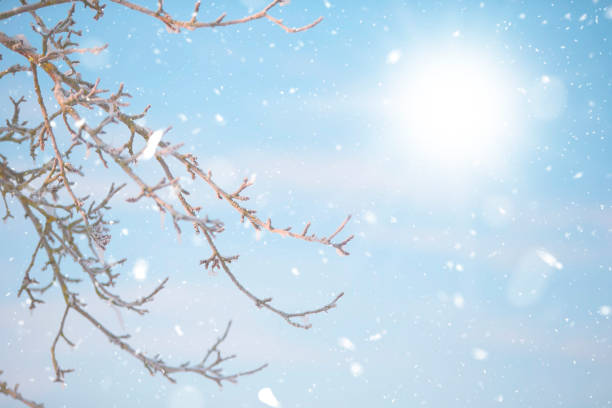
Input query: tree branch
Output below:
<box><xmin>0</xmin><ymin>0</ymin><xmax>349</xmax><ymax>401</ymax></box>
<box><xmin>0</xmin><ymin>371</ymin><xmax>43</xmax><ymax>408</ymax></box>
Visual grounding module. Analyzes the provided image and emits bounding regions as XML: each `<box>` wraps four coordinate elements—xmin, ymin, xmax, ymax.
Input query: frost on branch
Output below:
<box><xmin>0</xmin><ymin>1</ymin><xmax>350</xmax><ymax>407</ymax></box>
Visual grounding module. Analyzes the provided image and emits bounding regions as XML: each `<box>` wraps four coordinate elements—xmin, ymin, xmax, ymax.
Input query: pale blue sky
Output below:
<box><xmin>1</xmin><ymin>1</ymin><xmax>612</xmax><ymax>407</ymax></box>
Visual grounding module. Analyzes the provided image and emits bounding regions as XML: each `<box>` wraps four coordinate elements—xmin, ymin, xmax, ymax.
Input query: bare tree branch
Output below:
<box><xmin>0</xmin><ymin>1</ymin><xmax>350</xmax><ymax>405</ymax></box>
<box><xmin>0</xmin><ymin>0</ymin><xmax>323</xmax><ymax>33</ymax></box>
<box><xmin>108</xmin><ymin>0</ymin><xmax>322</xmax><ymax>33</ymax></box>
<box><xmin>0</xmin><ymin>371</ymin><xmax>43</xmax><ymax>408</ymax></box>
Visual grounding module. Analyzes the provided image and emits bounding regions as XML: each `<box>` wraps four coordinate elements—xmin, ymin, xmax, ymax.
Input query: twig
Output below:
<box><xmin>0</xmin><ymin>370</ymin><xmax>43</xmax><ymax>408</ymax></box>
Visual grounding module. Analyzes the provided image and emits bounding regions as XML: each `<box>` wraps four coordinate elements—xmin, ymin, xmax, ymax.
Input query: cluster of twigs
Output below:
<box><xmin>0</xmin><ymin>1</ymin><xmax>352</xmax><ymax>407</ymax></box>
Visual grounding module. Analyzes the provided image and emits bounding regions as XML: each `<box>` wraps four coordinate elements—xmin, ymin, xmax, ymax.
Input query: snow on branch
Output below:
<box><xmin>0</xmin><ymin>1</ymin><xmax>349</xmax><ymax>406</ymax></box>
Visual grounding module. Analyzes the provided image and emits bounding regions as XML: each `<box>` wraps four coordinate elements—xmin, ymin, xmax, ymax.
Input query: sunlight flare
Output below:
<box><xmin>396</xmin><ymin>53</ymin><xmax>517</xmax><ymax>166</ymax></box>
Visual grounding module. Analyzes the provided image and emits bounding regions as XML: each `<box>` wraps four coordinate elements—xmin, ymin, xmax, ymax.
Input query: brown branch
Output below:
<box><xmin>39</xmin><ymin>43</ymin><xmax>108</xmax><ymax>63</ymax></box>
<box><xmin>192</xmin><ymin>166</ymin><xmax>354</xmax><ymax>255</ymax></box>
<box><xmin>79</xmin><ymin>88</ymin><xmax>351</xmax><ymax>325</ymax></box>
<box><xmin>30</xmin><ymin>63</ymin><xmax>91</xmax><ymax>235</ymax></box>
<box><xmin>108</xmin><ymin>0</ymin><xmax>322</xmax><ymax>33</ymax></box>
<box><xmin>17</xmin><ymin>239</ymin><xmax>45</xmax><ymax>309</ymax></box>
<box><xmin>17</xmin><ymin>192</ymin><xmax>261</xmax><ymax>386</ymax></box>
<box><xmin>0</xmin><ymin>63</ymin><xmax>30</xmax><ymax>79</ymax></box>
<box><xmin>3</xmin><ymin>17</ymin><xmax>350</xmax><ymax>256</ymax></box>
<box><xmin>200</xmin><ymin>227</ymin><xmax>344</xmax><ymax>329</ymax></box>
<box><xmin>1</xmin><ymin>0</ymin><xmax>105</xmax><ymax>21</ymax></box>
<box><xmin>0</xmin><ymin>371</ymin><xmax>43</xmax><ymax>408</ymax></box>
<box><xmin>0</xmin><ymin>0</ymin><xmax>348</xmax><ymax>399</ymax></box>
<box><xmin>17</xmin><ymin>196</ymin><xmax>81</xmax><ymax>381</ymax></box>
<box><xmin>71</xmin><ymin>302</ymin><xmax>264</xmax><ymax>386</ymax></box>
<box><xmin>50</xmin><ymin>305</ymin><xmax>74</xmax><ymax>383</ymax></box>
<box><xmin>0</xmin><ymin>0</ymin><xmax>73</xmax><ymax>21</ymax></box>
<box><xmin>265</xmin><ymin>14</ymin><xmax>324</xmax><ymax>33</ymax></box>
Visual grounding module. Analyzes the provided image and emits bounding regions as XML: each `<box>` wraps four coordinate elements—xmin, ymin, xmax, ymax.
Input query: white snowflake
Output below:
<box><xmin>258</xmin><ymin>388</ymin><xmax>279</xmax><ymax>407</ymax></box>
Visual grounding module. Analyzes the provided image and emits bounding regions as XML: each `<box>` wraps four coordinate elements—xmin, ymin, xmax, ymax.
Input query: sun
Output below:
<box><xmin>395</xmin><ymin>52</ymin><xmax>516</xmax><ymax>167</ymax></box>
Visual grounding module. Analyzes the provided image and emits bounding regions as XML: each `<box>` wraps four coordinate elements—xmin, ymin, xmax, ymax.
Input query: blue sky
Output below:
<box><xmin>1</xmin><ymin>0</ymin><xmax>612</xmax><ymax>407</ymax></box>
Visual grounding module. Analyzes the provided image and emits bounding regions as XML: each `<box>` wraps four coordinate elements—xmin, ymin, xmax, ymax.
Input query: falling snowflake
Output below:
<box><xmin>338</xmin><ymin>337</ymin><xmax>356</xmax><ymax>351</ymax></box>
<box><xmin>453</xmin><ymin>293</ymin><xmax>465</xmax><ymax>309</ymax></box>
<box><xmin>140</xmin><ymin>129</ymin><xmax>164</xmax><ymax>160</ymax></box>
<box><xmin>132</xmin><ymin>259</ymin><xmax>148</xmax><ymax>280</ymax></box>
<box><xmin>364</xmin><ymin>211</ymin><xmax>377</xmax><ymax>224</ymax></box>
<box><xmin>258</xmin><ymin>388</ymin><xmax>279</xmax><ymax>407</ymax></box>
<box><xmin>386</xmin><ymin>50</ymin><xmax>401</xmax><ymax>64</ymax></box>
<box><xmin>536</xmin><ymin>249</ymin><xmax>563</xmax><ymax>270</ymax></box>
<box><xmin>350</xmin><ymin>362</ymin><xmax>364</xmax><ymax>377</ymax></box>
<box><xmin>472</xmin><ymin>348</ymin><xmax>488</xmax><ymax>361</ymax></box>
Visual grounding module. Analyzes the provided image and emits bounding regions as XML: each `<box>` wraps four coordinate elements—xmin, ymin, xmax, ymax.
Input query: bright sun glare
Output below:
<box><xmin>400</xmin><ymin>55</ymin><xmax>515</xmax><ymax>167</ymax></box>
